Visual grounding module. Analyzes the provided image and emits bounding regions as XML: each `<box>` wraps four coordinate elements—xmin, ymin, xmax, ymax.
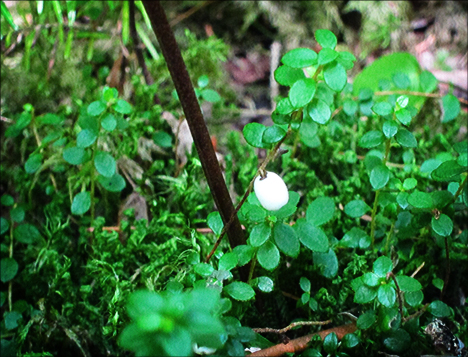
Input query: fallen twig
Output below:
<box><xmin>253</xmin><ymin>320</ymin><xmax>331</xmax><ymax>335</ymax></box>
<box><xmin>248</xmin><ymin>323</ymin><xmax>356</xmax><ymax>357</ymax></box>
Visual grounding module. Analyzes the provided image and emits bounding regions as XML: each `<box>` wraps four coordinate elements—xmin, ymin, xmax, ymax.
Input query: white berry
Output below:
<box><xmin>254</xmin><ymin>171</ymin><xmax>289</xmax><ymax>211</ymax></box>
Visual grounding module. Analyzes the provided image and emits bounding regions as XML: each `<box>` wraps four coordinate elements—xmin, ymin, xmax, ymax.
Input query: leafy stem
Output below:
<box><xmin>205</xmin><ymin>127</ymin><xmax>291</xmax><ymax>262</ymax></box>
<box><xmin>370</xmin><ymin>138</ymin><xmax>392</xmax><ymax>248</ymax></box>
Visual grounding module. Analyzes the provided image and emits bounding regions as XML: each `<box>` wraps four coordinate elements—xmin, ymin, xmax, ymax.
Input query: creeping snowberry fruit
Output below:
<box><xmin>254</xmin><ymin>171</ymin><xmax>289</xmax><ymax>211</ymax></box>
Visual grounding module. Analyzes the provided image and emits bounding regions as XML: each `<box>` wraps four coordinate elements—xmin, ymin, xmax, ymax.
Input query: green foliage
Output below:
<box><xmin>1</xmin><ymin>11</ymin><xmax>467</xmax><ymax>356</ymax></box>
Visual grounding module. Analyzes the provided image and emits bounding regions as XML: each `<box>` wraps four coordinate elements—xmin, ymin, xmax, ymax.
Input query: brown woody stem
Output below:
<box><xmin>142</xmin><ymin>1</ymin><xmax>247</xmax><ymax>276</ymax></box>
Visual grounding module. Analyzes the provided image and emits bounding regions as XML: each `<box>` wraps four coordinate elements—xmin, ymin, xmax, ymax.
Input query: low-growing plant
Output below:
<box><xmin>1</xmin><ymin>2</ymin><xmax>467</xmax><ymax>357</ymax></box>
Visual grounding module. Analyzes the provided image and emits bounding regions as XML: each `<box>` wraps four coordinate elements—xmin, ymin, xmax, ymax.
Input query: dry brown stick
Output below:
<box><xmin>142</xmin><ymin>1</ymin><xmax>248</xmax><ymax>279</ymax></box>
<box><xmin>249</xmin><ymin>323</ymin><xmax>357</xmax><ymax>357</ymax></box>
<box><xmin>253</xmin><ymin>320</ymin><xmax>331</xmax><ymax>335</ymax></box>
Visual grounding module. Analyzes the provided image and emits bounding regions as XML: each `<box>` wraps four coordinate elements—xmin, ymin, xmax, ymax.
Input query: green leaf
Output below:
<box><xmin>4</xmin><ymin>310</ymin><xmax>22</xmax><ymax>330</ymax></box>
<box><xmin>1</xmin><ymin>258</ymin><xmax>19</xmax><ymax>283</ymax></box>
<box><xmin>358</xmin><ymin>130</ymin><xmax>384</xmax><ymax>148</ymax></box>
<box><xmin>63</xmin><ymin>146</ymin><xmax>86</xmax><ymax>165</ymax></box>
<box><xmin>0</xmin><ymin>217</ymin><xmax>9</xmax><ymax>235</ymax></box>
<box><xmin>71</xmin><ymin>191</ymin><xmax>91</xmax><ymax>215</ymax></box>
<box><xmin>274</xmin><ymin>223</ymin><xmax>300</xmax><ymax>258</ymax></box>
<box><xmin>271</xmin><ymin>111</ymin><xmax>291</xmax><ymax>125</ymax></box>
<box><xmin>219</xmin><ymin>252</ymin><xmax>238</xmax><ymax>271</ymax></box>
<box><xmin>308</xmin><ymin>99</ymin><xmax>331</xmax><ymax>124</ymax></box>
<box><xmin>77</xmin><ymin>129</ymin><xmax>97</xmax><ymax>148</ymax></box>
<box><xmin>1</xmin><ymin>195</ymin><xmax>15</xmax><ymax>206</ymax></box>
<box><xmin>10</xmin><ymin>207</ymin><xmax>24</xmax><ymax>223</ymax></box>
<box><xmin>393</xmin><ymin>72</ymin><xmax>411</xmax><ymax>89</ymax></box>
<box><xmin>201</xmin><ymin>89</ymin><xmax>221</xmax><ymax>103</ymax></box>
<box><xmin>396</xmin><ymin>95</ymin><xmax>409</xmax><ymax>108</ymax></box>
<box><xmin>372</xmin><ymin>102</ymin><xmax>393</xmax><ymax>116</ymax></box>
<box><xmin>395</xmin><ymin>108</ymin><xmax>412</xmax><ymax>125</ymax></box>
<box><xmin>313</xmin><ymin>248</ymin><xmax>338</xmax><ymax>278</ymax></box>
<box><xmin>432</xmin><ymin>160</ymin><xmax>466</xmax><ymax>182</ymax></box>
<box><xmin>113</xmin><ymin>99</ymin><xmax>132</xmax><ymax>114</ymax></box>
<box><xmin>102</xmin><ymin>86</ymin><xmax>118</xmax><ymax>102</ymax></box>
<box><xmin>344</xmin><ymin>200</ymin><xmax>370</xmax><ymax>218</ymax></box>
<box><xmin>340</xmin><ymin>227</ymin><xmax>370</xmax><ymax>249</ymax></box>
<box><xmin>433</xmin><ymin>278</ymin><xmax>444</xmax><ymax>290</ymax></box>
<box><xmin>256</xmin><ymin>276</ymin><xmax>274</xmax><ymax>293</ymax></box>
<box><xmin>359</xmin><ymin>88</ymin><xmax>374</xmax><ymax>101</ymax></box>
<box><xmin>38</xmin><ymin>113</ymin><xmax>63</xmax><ymax>126</ymax></box>
<box><xmin>342</xmin><ymin>333</ymin><xmax>359</xmax><ymax>349</ymax></box>
<box><xmin>224</xmin><ymin>282</ymin><xmax>255</xmax><ymax>301</ymax></box>
<box><xmin>276</xmin><ymin>97</ymin><xmax>295</xmax><ymax>115</ymax></box>
<box><xmin>207</xmin><ymin>212</ymin><xmax>223</xmax><ymax>236</ymax></box>
<box><xmin>281</xmin><ymin>48</ymin><xmax>317</xmax><ymax>68</ymax></box>
<box><xmin>153</xmin><ymin>131</ymin><xmax>172</xmax><ymax>148</ymax></box>
<box><xmin>194</xmin><ymin>263</ymin><xmax>214</xmax><ymax>277</ymax></box>
<box><xmin>323</xmin><ymin>332</ymin><xmax>338</xmax><ymax>354</ymax></box>
<box><xmin>363</xmin><ymin>272</ymin><xmax>380</xmax><ymax>287</ymax></box>
<box><xmin>94</xmin><ymin>151</ymin><xmax>116</xmax><ymax>178</ymax></box>
<box><xmin>289</xmin><ymin>78</ymin><xmax>316</xmax><ymax>108</ymax></box>
<box><xmin>403</xmin><ymin>178</ymin><xmax>417</xmax><ymax>190</ymax></box>
<box><xmin>373</xmin><ymin>256</ymin><xmax>393</xmax><ymax>277</ymax></box>
<box><xmin>382</xmin><ymin>120</ymin><xmax>399</xmax><ymax>138</ymax></box>
<box><xmin>257</xmin><ymin>241</ymin><xmax>280</xmax><ymax>271</ymax></box>
<box><xmin>299</xmin><ymin>118</ymin><xmax>319</xmax><ymax>148</ymax></box>
<box><xmin>306</xmin><ymin>197</ymin><xmax>335</xmax><ymax>226</ymax></box>
<box><xmin>428</xmin><ymin>300</ymin><xmax>451</xmax><ymax>317</ymax></box>
<box><xmin>407</xmin><ymin>190</ymin><xmax>433</xmax><ymax>209</ymax></box>
<box><xmin>420</xmin><ymin>70</ymin><xmax>438</xmax><ymax>93</ymax></box>
<box><xmin>324</xmin><ymin>62</ymin><xmax>347</xmax><ymax>92</ymax></box>
<box><xmin>274</xmin><ymin>65</ymin><xmax>305</xmax><ymax>86</ymax></box>
<box><xmin>395</xmin><ymin>128</ymin><xmax>417</xmax><ymax>148</ymax></box>
<box><xmin>354</xmin><ymin>284</ymin><xmax>377</xmax><ymax>304</ymax></box>
<box><xmin>98</xmin><ymin>173</ymin><xmax>126</xmax><ymax>192</ymax></box>
<box><xmin>405</xmin><ymin>290</ymin><xmax>424</xmax><ymax>307</ymax></box>
<box><xmin>357</xmin><ymin>310</ymin><xmax>376</xmax><ymax>329</ymax></box>
<box><xmin>318</xmin><ymin>48</ymin><xmax>338</xmax><ymax>65</ymax></box>
<box><xmin>300</xmin><ymin>277</ymin><xmax>311</xmax><ymax>293</ymax></box>
<box><xmin>101</xmin><ymin>113</ymin><xmax>117</xmax><ymax>131</ymax></box>
<box><xmin>378</xmin><ymin>284</ymin><xmax>396</xmax><ymax>307</ymax></box>
<box><xmin>343</xmin><ymin>100</ymin><xmax>358</xmax><ymax>116</ymax></box>
<box><xmin>383</xmin><ymin>328</ymin><xmax>411</xmax><ymax>353</ymax></box>
<box><xmin>233</xmin><ymin>245</ymin><xmax>254</xmax><ymax>267</ymax></box>
<box><xmin>315</xmin><ymin>29</ymin><xmax>337</xmax><ymax>49</ymax></box>
<box><xmin>442</xmin><ymin>94</ymin><xmax>460</xmax><ymax>122</ymax></box>
<box><xmin>395</xmin><ymin>275</ymin><xmax>422</xmax><ymax>292</ymax></box>
<box><xmin>25</xmin><ymin>154</ymin><xmax>43</xmax><ymax>173</ymax></box>
<box><xmin>249</xmin><ymin>222</ymin><xmax>271</xmax><ymax>248</ymax></box>
<box><xmin>243</xmin><ymin>123</ymin><xmax>269</xmax><ymax>149</ymax></box>
<box><xmin>14</xmin><ymin>224</ymin><xmax>41</xmax><ymax>244</ymax></box>
<box><xmin>272</xmin><ymin>191</ymin><xmax>300</xmax><ymax>219</ymax></box>
<box><xmin>198</xmin><ymin>75</ymin><xmax>209</xmax><ymax>88</ymax></box>
<box><xmin>295</xmin><ymin>219</ymin><xmax>329</xmax><ymax>252</ymax></box>
<box><xmin>262</xmin><ymin>125</ymin><xmax>286</xmax><ymax>144</ymax></box>
<box><xmin>431</xmin><ymin>214</ymin><xmax>453</xmax><ymax>237</ymax></box>
<box><xmin>370</xmin><ymin>165</ymin><xmax>390</xmax><ymax>190</ymax></box>
<box><xmin>87</xmin><ymin>100</ymin><xmax>106</xmax><ymax>116</ymax></box>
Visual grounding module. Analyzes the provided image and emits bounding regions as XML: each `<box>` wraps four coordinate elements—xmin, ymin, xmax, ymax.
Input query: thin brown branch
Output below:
<box><xmin>253</xmin><ymin>320</ymin><xmax>331</xmax><ymax>334</ymax></box>
<box><xmin>249</xmin><ymin>323</ymin><xmax>356</xmax><ymax>357</ymax></box>
<box><xmin>411</xmin><ymin>262</ymin><xmax>425</xmax><ymax>278</ymax></box>
<box><xmin>388</xmin><ymin>272</ymin><xmax>404</xmax><ymax>322</ymax></box>
<box><xmin>142</xmin><ymin>0</ymin><xmax>247</xmax><ymax>278</ymax></box>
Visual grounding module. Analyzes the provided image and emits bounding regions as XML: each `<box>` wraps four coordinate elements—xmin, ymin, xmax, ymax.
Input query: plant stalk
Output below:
<box><xmin>142</xmin><ymin>1</ymin><xmax>247</xmax><ymax>275</ymax></box>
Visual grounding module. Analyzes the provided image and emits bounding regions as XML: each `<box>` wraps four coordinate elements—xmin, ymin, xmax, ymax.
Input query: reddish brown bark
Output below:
<box><xmin>249</xmin><ymin>323</ymin><xmax>357</xmax><ymax>357</ymax></box>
